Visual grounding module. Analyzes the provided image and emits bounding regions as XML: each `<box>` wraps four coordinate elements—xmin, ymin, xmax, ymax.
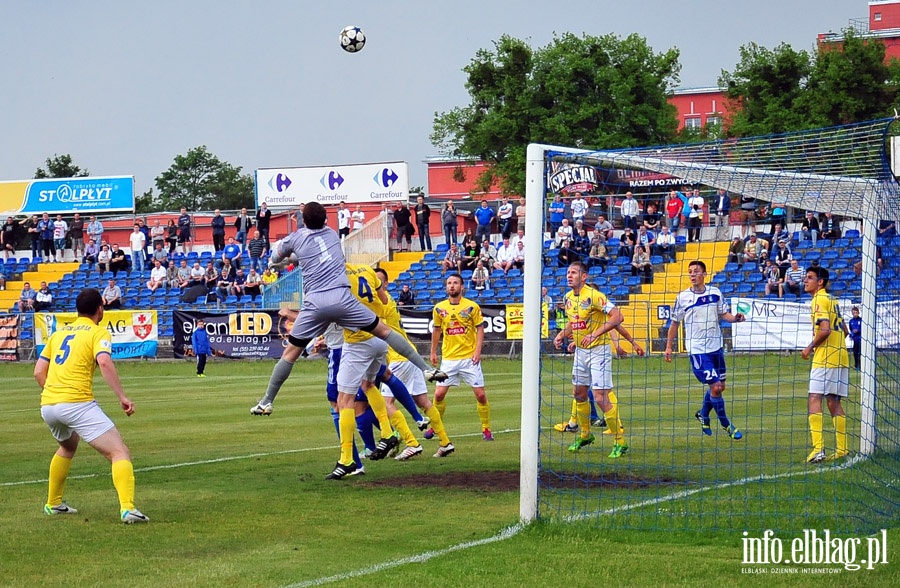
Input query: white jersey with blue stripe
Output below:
<box><xmin>672</xmin><ymin>285</ymin><xmax>726</xmax><ymax>355</ymax></box>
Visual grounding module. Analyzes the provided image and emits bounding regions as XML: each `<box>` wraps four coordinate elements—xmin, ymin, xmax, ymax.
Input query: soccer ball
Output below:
<box><xmin>339</xmin><ymin>25</ymin><xmax>366</xmax><ymax>53</ymax></box>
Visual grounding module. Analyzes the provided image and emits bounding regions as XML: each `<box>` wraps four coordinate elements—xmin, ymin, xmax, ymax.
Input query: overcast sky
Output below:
<box><xmin>0</xmin><ymin>0</ymin><xmax>862</xmax><ymax>198</ymax></box>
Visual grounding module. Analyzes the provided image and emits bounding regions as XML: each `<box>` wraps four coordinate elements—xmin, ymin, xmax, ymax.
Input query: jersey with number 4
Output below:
<box><xmin>276</xmin><ymin>226</ymin><xmax>349</xmax><ymax>296</ymax></box>
<box><xmin>344</xmin><ymin>264</ymin><xmax>384</xmax><ymax>343</ymax></box>
<box><xmin>39</xmin><ymin>316</ymin><xmax>113</xmax><ymax>406</ymax></box>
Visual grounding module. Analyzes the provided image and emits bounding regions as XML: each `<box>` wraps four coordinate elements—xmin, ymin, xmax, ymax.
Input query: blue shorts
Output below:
<box><xmin>689</xmin><ymin>349</ymin><xmax>727</xmax><ymax>385</ymax></box>
<box><xmin>325</xmin><ymin>348</ymin><xmax>366</xmax><ymax>403</ymax></box>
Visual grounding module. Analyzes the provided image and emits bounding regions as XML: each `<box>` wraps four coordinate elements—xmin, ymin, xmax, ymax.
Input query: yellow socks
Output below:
<box><xmin>363</xmin><ymin>387</ymin><xmax>394</xmax><ymax>438</ymax></box>
<box><xmin>808</xmin><ymin>413</ymin><xmax>824</xmax><ymax>452</ymax></box>
<box><xmin>47</xmin><ymin>454</ymin><xmax>72</xmax><ymax>507</ymax></box>
<box><xmin>575</xmin><ymin>401</ymin><xmax>591</xmax><ymax>437</ymax></box>
<box><xmin>435</xmin><ymin>398</ymin><xmax>447</xmax><ymax>417</ymax></box>
<box><xmin>568</xmin><ymin>399</ymin><xmax>578</xmax><ymax>425</ymax></box>
<box><xmin>608</xmin><ymin>390</ymin><xmax>618</xmax><ymax>407</ymax></box>
<box><xmin>111</xmin><ymin>459</ymin><xmax>136</xmax><ymax>512</ymax></box>
<box><xmin>338</xmin><ymin>408</ymin><xmax>356</xmax><ymax>465</ymax></box>
<box><xmin>390</xmin><ymin>411</ymin><xmax>418</xmax><ymax>447</ymax></box>
<box><xmin>604</xmin><ymin>405</ymin><xmax>624</xmax><ymax>444</ymax></box>
<box><xmin>833</xmin><ymin>415</ymin><xmax>847</xmax><ymax>455</ymax></box>
<box><xmin>476</xmin><ymin>400</ymin><xmax>491</xmax><ymax>431</ymax></box>
<box><xmin>425</xmin><ymin>405</ymin><xmax>451</xmax><ymax>445</ymax></box>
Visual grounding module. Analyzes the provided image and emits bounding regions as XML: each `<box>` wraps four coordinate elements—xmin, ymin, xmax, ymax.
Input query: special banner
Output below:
<box><xmin>173</xmin><ymin>310</ymin><xmax>290</xmax><ymax>359</ymax></box>
<box><xmin>0</xmin><ymin>175</ymin><xmax>135</xmax><ymax>216</ymax></box>
<box><xmin>34</xmin><ymin>310</ymin><xmax>157</xmax><ymax>359</ymax></box>
<box><xmin>0</xmin><ymin>314</ymin><xmax>20</xmax><ymax>361</ymax></box>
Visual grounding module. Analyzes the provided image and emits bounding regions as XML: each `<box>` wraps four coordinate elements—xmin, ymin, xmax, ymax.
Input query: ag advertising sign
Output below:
<box><xmin>34</xmin><ymin>310</ymin><xmax>157</xmax><ymax>359</ymax></box>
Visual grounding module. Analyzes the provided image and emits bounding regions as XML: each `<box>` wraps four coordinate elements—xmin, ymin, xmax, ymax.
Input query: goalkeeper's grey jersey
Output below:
<box><xmin>277</xmin><ymin>227</ymin><xmax>349</xmax><ymax>296</ymax></box>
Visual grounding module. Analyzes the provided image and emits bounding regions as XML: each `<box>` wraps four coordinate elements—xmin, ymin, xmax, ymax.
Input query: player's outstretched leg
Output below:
<box><xmin>252</xmin><ymin>351</ymin><xmax>300</xmax><ymax>415</ymax></box>
<box><xmin>377</xmin><ymin>327</ymin><xmax>447</xmax><ymax>382</ymax></box>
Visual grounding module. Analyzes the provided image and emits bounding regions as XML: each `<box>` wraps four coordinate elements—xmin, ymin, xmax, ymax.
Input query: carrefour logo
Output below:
<box><xmin>373</xmin><ymin>167</ymin><xmax>399</xmax><ymax>188</ymax></box>
<box><xmin>267</xmin><ymin>173</ymin><xmax>292</xmax><ymax>193</ymax></box>
<box><xmin>320</xmin><ymin>171</ymin><xmax>344</xmax><ymax>190</ymax></box>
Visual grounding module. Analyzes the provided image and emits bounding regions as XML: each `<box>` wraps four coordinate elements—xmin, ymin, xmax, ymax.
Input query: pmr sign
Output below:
<box><xmin>0</xmin><ymin>175</ymin><xmax>135</xmax><ymax>215</ymax></box>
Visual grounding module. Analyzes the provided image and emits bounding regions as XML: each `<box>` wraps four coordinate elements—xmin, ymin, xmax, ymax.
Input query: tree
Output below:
<box><xmin>154</xmin><ymin>146</ymin><xmax>255</xmax><ymax>212</ymax></box>
<box><xmin>34</xmin><ymin>154</ymin><xmax>89</xmax><ymax>179</ymax></box>
<box><xmin>432</xmin><ymin>33</ymin><xmax>681</xmax><ymax>195</ymax></box>
<box><xmin>134</xmin><ymin>188</ymin><xmax>156</xmax><ymax>214</ymax></box>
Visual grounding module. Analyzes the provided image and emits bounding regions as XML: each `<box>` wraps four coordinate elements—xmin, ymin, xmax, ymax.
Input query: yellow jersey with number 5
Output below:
<box><xmin>344</xmin><ymin>264</ymin><xmax>384</xmax><ymax>343</ymax></box>
<box><xmin>810</xmin><ymin>289</ymin><xmax>849</xmax><ymax>369</ymax></box>
<box><xmin>39</xmin><ymin>316</ymin><xmax>113</xmax><ymax>406</ymax></box>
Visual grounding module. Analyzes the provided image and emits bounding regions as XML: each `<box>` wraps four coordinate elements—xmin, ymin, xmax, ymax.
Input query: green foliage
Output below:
<box><xmin>134</xmin><ymin>188</ymin><xmax>156</xmax><ymax>213</ymax></box>
<box><xmin>33</xmin><ymin>153</ymin><xmax>89</xmax><ymax>179</ymax></box>
<box><xmin>153</xmin><ymin>145</ymin><xmax>254</xmax><ymax>212</ymax></box>
<box><xmin>432</xmin><ymin>33</ymin><xmax>681</xmax><ymax>195</ymax></box>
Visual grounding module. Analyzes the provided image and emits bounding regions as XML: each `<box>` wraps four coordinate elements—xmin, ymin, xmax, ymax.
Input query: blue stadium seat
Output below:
<box><xmin>591</xmin><ymin>276</ymin><xmax>608</xmax><ymax>287</ymax></box>
<box><xmin>408</xmin><ymin>263</ymin><xmax>423</xmax><ymax>271</ymax></box>
<box><xmin>782</xmin><ymin>293</ymin><xmax>798</xmax><ymax>302</ymax></box>
<box><xmin>833</xmin><ymin>238</ymin><xmax>850</xmax><ymax>248</ymax></box>
<box><xmin>735</xmin><ymin>283</ymin><xmax>753</xmax><ymax>294</ymax></box>
<box><xmin>719</xmin><ymin>283</ymin><xmax>735</xmax><ymax>294</ymax></box>
<box><xmin>649</xmin><ymin>255</ymin><xmax>663</xmax><ymax>265</ymax></box>
<box><xmin>548</xmin><ymin>287</ymin><xmax>562</xmax><ymax>298</ymax></box>
<box><xmin>421</xmin><ymin>253</ymin><xmax>437</xmax><ymax>262</ymax></box>
<box><xmin>607</xmin><ymin>276</ymin><xmax>625</xmax><ymax>287</ymax></box>
<box><xmin>435</xmin><ymin>244</ymin><xmax>449</xmax><ymax>254</ymax></box>
<box><xmin>604</xmin><ymin>265</ymin><xmax>619</xmax><ymax>275</ymax></box>
<box><xmin>830</xmin><ymin>281</ymin><xmax>847</xmax><ymax>293</ymax></box>
<box><xmin>753</xmin><ymin>283</ymin><xmax>767</xmax><ymax>295</ymax></box>
<box><xmin>741</xmin><ymin>262</ymin><xmax>758</xmax><ymax>272</ymax></box>
<box><xmin>509</xmin><ymin>278</ymin><xmax>524</xmax><ymax>288</ymax></box>
<box><xmin>795</xmin><ymin>240</ymin><xmax>812</xmax><ymax>250</ymax></box>
<box><xmin>822</xmin><ymin>249</ymin><xmax>840</xmax><ymax>260</ymax></box>
<box><xmin>838</xmin><ymin>270</ymin><xmax>857</xmax><ymax>282</ymax></box>
<box><xmin>611</xmin><ymin>286</ymin><xmax>630</xmax><ymax>299</ymax></box>
<box><xmin>711</xmin><ymin>273</ymin><xmax>728</xmax><ymax>284</ymax></box>
<box><xmin>845</xmin><ymin>229</ymin><xmax>860</xmax><ymax>239</ymax></box>
<box><xmin>607</xmin><ymin>237</ymin><xmax>620</xmax><ymax>247</ymax></box>
<box><xmin>723</xmin><ymin>262</ymin><xmax>740</xmax><ymax>272</ymax></box>
<box><xmin>625</xmin><ymin>276</ymin><xmax>642</xmax><ymax>287</ymax></box>
<box><xmin>831</xmin><ymin>260</ymin><xmax>849</xmax><ymax>270</ymax></box>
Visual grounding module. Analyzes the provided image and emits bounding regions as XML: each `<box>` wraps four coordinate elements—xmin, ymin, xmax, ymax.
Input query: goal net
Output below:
<box><xmin>520</xmin><ymin>118</ymin><xmax>900</xmax><ymax>533</ymax></box>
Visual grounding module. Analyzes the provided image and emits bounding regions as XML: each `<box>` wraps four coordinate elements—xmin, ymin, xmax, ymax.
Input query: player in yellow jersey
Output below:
<box><xmin>375</xmin><ymin>268</ymin><xmax>455</xmax><ymax>458</ymax></box>
<box><xmin>34</xmin><ymin>288</ymin><xmax>148</xmax><ymax>523</ymax></box>
<box><xmin>553</xmin><ymin>261</ymin><xmax>631</xmax><ymax>458</ymax></box>
<box><xmin>431</xmin><ymin>273</ymin><xmax>493</xmax><ymax>440</ymax></box>
<box><xmin>801</xmin><ymin>266</ymin><xmax>851</xmax><ymax>463</ymax></box>
<box><xmin>328</xmin><ymin>263</ymin><xmax>401</xmax><ymax>479</ymax></box>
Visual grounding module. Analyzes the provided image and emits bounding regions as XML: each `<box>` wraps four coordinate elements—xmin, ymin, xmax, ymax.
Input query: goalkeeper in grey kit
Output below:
<box><xmin>251</xmin><ymin>201</ymin><xmax>446</xmax><ymax>416</ymax></box>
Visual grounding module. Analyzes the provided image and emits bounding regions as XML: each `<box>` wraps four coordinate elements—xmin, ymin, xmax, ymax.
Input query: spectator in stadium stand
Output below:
<box><xmin>217</xmin><ymin>260</ymin><xmax>236</xmax><ymax>299</ymax></box>
<box><xmin>211</xmin><ymin>209</ymin><xmax>226</xmax><ymax>252</ymax></box>
<box><xmin>472</xmin><ymin>200</ymin><xmax>493</xmax><ymax>245</ymax></box>
<box><xmin>820</xmin><ymin>212</ymin><xmax>841</xmax><ymax>240</ymax></box>
<box><xmin>768</xmin><ymin>198</ymin><xmax>788</xmax><ymax>238</ymax></box>
<box><xmin>666</xmin><ymin>189</ymin><xmax>684</xmax><ymax>235</ymax></box>
<box><xmin>782</xmin><ymin>259</ymin><xmax>805</xmax><ymax>298</ymax></box>
<box><xmin>96</xmin><ymin>244</ymin><xmax>111</xmax><ymax>274</ymax></box>
<box><xmin>497</xmin><ymin>196</ymin><xmax>514</xmax><ymax>239</ymax></box>
<box><xmin>515</xmin><ymin>196</ymin><xmax>527</xmax><ymax>232</ymax></box>
<box><xmin>33</xmin><ymin>281</ymin><xmax>53</xmax><ymax>312</ymax></box>
<box><xmin>773</xmin><ymin>239</ymin><xmax>792</xmax><ymax>278</ymax></box>
<box><xmin>636</xmin><ymin>225</ymin><xmax>656</xmax><ymax>252</ymax></box>
<box><xmin>102</xmin><ymin>279</ymin><xmax>122</xmax><ymax>310</ymax></box>
<box><xmin>617</xmin><ymin>227</ymin><xmax>636</xmax><ymax>259</ymax></box>
<box><xmin>738</xmin><ymin>193</ymin><xmax>758</xmax><ymax>238</ymax></box>
<box><xmin>587</xmin><ymin>235</ymin><xmax>609</xmax><ymax>269</ymax></box>
<box><xmin>129</xmin><ymin>224</ymin><xmax>146</xmax><ymax>271</ymax></box>
<box><xmin>801</xmin><ymin>211</ymin><xmax>820</xmax><ymax>246</ymax></box>
<box><xmin>146</xmin><ymin>260</ymin><xmax>168</xmax><ymax>293</ymax></box>
<box><xmin>394</xmin><ymin>201</ymin><xmax>414</xmax><ymax>251</ymax></box>
<box><xmin>470</xmin><ymin>260</ymin><xmax>490</xmax><ymax>291</ymax></box>
<box><xmin>478</xmin><ymin>239</ymin><xmax>496</xmax><ymax>268</ymax></box>
<box><xmin>189</xmin><ymin>261</ymin><xmax>205</xmax><ymax>287</ymax></box>
<box><xmin>138</xmin><ymin>217</ymin><xmax>152</xmax><ymax>258</ymax></box>
<box><xmin>655</xmin><ymin>225</ymin><xmax>675</xmax><ymax>262</ymax></box>
<box><xmin>573</xmin><ymin>228</ymin><xmax>591</xmax><ymax>259</ymax></box>
<box><xmin>548</xmin><ymin>194</ymin><xmax>566</xmax><ymax>235</ymax></box>
<box><xmin>109</xmin><ymin>244</ymin><xmax>128</xmax><ymax>276</ymax></box>
<box><xmin>878</xmin><ymin>219</ymin><xmax>896</xmax><ymax>239</ymax></box>
<box><xmin>177</xmin><ymin>207</ymin><xmax>193</xmax><ymax>253</ymax></box>
<box><xmin>853</xmin><ymin>245</ymin><xmax>883</xmax><ymax>277</ymax></box>
<box><xmin>18</xmin><ymin>282</ymin><xmax>36</xmax><ymax>311</ymax></box>
<box><xmin>230</xmin><ymin>269</ymin><xmax>247</xmax><ymax>297</ymax></box>
<box><xmin>204</xmin><ymin>261</ymin><xmax>219</xmax><ymax>291</ymax></box>
<box><xmin>69</xmin><ymin>213</ymin><xmax>84</xmax><ymax>260</ymax></box>
<box><xmin>849</xmin><ymin>307</ymin><xmax>862</xmax><ymax>370</ymax></box>
<box><xmin>256</xmin><ymin>202</ymin><xmax>271</xmax><ymax>248</ymax></box>
<box><xmin>555</xmin><ymin>218</ymin><xmax>573</xmax><ymax>247</ymax></box>
<box><xmin>336</xmin><ymin>201</ymin><xmax>351</xmax><ymax>240</ymax></box>
<box><xmin>556</xmin><ymin>239</ymin><xmax>579</xmax><ymax>268</ymax></box>
<box><xmin>351</xmin><ymin>205</ymin><xmax>365</xmax><ymax>232</ymax></box>
<box><xmin>620</xmin><ymin>191</ymin><xmax>640</xmax><ymax>232</ymax></box>
<box><xmin>86</xmin><ymin>214</ymin><xmax>103</xmax><ymax>246</ymax></box>
<box><xmin>83</xmin><ymin>239</ymin><xmax>99</xmax><ymax>266</ymax></box>
<box><xmin>510</xmin><ymin>227</ymin><xmax>525</xmax><ymax>251</ymax></box>
<box><xmin>150</xmin><ymin>218</ymin><xmax>166</xmax><ymax>252</ymax></box>
<box><xmin>686</xmin><ymin>190</ymin><xmax>704</xmax><ymax>243</ymax></box>
<box><xmin>462</xmin><ymin>227</ymin><xmax>476</xmax><ymax>247</ymax></box>
<box><xmin>166</xmin><ymin>259</ymin><xmax>180</xmax><ymax>287</ymax></box>
<box><xmin>570</xmin><ymin>192</ymin><xmax>588</xmax><ymax>226</ymax></box>
<box><xmin>221</xmin><ymin>236</ymin><xmax>242</xmax><ymax>270</ymax></box>
<box><xmin>1</xmin><ymin>216</ymin><xmax>18</xmax><ymax>261</ymax></box>
<box><xmin>763</xmin><ymin>259</ymin><xmax>782</xmax><ymax>296</ymax></box>
<box><xmin>460</xmin><ymin>238</ymin><xmax>480</xmax><ymax>272</ymax></box>
<box><xmin>397</xmin><ymin>284</ymin><xmax>416</xmax><ymax>306</ymax></box>
<box><xmin>234</xmin><ymin>207</ymin><xmax>254</xmax><ymax>250</ymax></box>
<box><xmin>713</xmin><ymin>189</ymin><xmax>731</xmax><ymax>241</ymax></box>
<box><xmin>414</xmin><ymin>195</ymin><xmax>431</xmax><ymax>251</ymax></box>
<box><xmin>771</xmin><ymin>223</ymin><xmax>790</xmax><ymax>247</ymax></box>
<box><xmin>175</xmin><ymin>259</ymin><xmax>192</xmax><ymax>290</ymax></box>
<box><xmin>150</xmin><ymin>242</ymin><xmax>168</xmax><ymax>268</ymax></box>
<box><xmin>631</xmin><ymin>245</ymin><xmax>653</xmax><ymax>284</ymax></box>
<box><xmin>494</xmin><ymin>237</ymin><xmax>517</xmax><ymax>274</ymax></box>
<box><xmin>261</xmin><ymin>267</ymin><xmax>277</xmax><ymax>290</ymax></box>
<box><xmin>541</xmin><ymin>286</ymin><xmax>553</xmax><ymax>308</ymax></box>
<box><xmin>247</xmin><ymin>230</ymin><xmax>267</xmax><ymax>273</ymax></box>
<box><xmin>25</xmin><ymin>214</ymin><xmax>40</xmax><ymax>259</ymax></box>
<box><xmin>512</xmin><ymin>241</ymin><xmax>526</xmax><ymax>271</ymax></box>
<box><xmin>727</xmin><ymin>236</ymin><xmax>745</xmax><ymax>264</ymax></box>
<box><xmin>244</xmin><ymin>268</ymin><xmax>262</xmax><ymax>298</ymax></box>
<box><xmin>594</xmin><ymin>214</ymin><xmax>614</xmax><ymax>241</ymax></box>
<box><xmin>742</xmin><ymin>234</ymin><xmax>765</xmax><ymax>265</ymax></box>
<box><xmin>165</xmin><ymin>219</ymin><xmax>178</xmax><ymax>253</ymax></box>
<box><xmin>38</xmin><ymin>213</ymin><xmax>55</xmax><ymax>262</ymax></box>
<box><xmin>441</xmin><ymin>243</ymin><xmax>461</xmax><ymax>274</ymax></box>
<box><xmin>642</xmin><ymin>203</ymin><xmax>661</xmax><ymax>232</ymax></box>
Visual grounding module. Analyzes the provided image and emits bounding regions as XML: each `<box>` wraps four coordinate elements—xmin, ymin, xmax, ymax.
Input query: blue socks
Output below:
<box><xmin>700</xmin><ymin>390</ymin><xmax>714</xmax><ymax>421</ymax></box>
<box><xmin>355</xmin><ymin>409</ymin><xmax>378</xmax><ymax>452</ymax></box>
<box><xmin>331</xmin><ymin>407</ymin><xmax>362</xmax><ymax>469</ymax></box>
<box><xmin>376</xmin><ymin>366</ymin><xmax>424</xmax><ymax>423</ymax></box>
<box><xmin>710</xmin><ymin>395</ymin><xmax>730</xmax><ymax>428</ymax></box>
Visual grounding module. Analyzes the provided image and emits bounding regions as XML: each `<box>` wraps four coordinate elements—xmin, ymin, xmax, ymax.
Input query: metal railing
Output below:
<box><xmin>342</xmin><ymin>213</ymin><xmax>390</xmax><ymax>266</ymax></box>
<box><xmin>260</xmin><ymin>268</ymin><xmax>302</xmax><ymax>309</ymax></box>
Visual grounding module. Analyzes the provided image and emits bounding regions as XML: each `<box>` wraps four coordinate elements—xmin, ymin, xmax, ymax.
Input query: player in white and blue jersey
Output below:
<box><xmin>664</xmin><ymin>260</ymin><xmax>746</xmax><ymax>439</ymax></box>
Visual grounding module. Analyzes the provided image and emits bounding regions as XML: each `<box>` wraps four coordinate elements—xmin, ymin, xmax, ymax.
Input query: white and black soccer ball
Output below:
<box><xmin>339</xmin><ymin>25</ymin><xmax>366</xmax><ymax>53</ymax></box>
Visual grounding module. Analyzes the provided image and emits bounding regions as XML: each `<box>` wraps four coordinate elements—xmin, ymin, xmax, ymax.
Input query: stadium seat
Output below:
<box><xmin>607</xmin><ymin>276</ymin><xmax>625</xmax><ymax>287</ymax></box>
<box><xmin>719</xmin><ymin>283</ymin><xmax>735</xmax><ymax>294</ymax></box>
<box><xmin>604</xmin><ymin>265</ymin><xmax>619</xmax><ymax>275</ymax></box>
<box><xmin>845</xmin><ymin>229</ymin><xmax>860</xmax><ymax>239</ymax></box>
<box><xmin>611</xmin><ymin>286</ymin><xmax>630</xmax><ymax>299</ymax></box>
<box><xmin>822</xmin><ymin>249</ymin><xmax>840</xmax><ymax>260</ymax></box>
<box><xmin>408</xmin><ymin>263</ymin><xmax>423</xmax><ymax>272</ymax></box>
<box><xmin>735</xmin><ymin>283</ymin><xmax>753</xmax><ymax>294</ymax></box>
<box><xmin>753</xmin><ymin>283</ymin><xmax>768</xmax><ymax>295</ymax></box>
<box><xmin>740</xmin><ymin>262</ymin><xmax>758</xmax><ymax>272</ymax></box>
<box><xmin>782</xmin><ymin>293</ymin><xmax>798</xmax><ymax>302</ymax></box>
<box><xmin>434</xmin><ymin>244</ymin><xmax>449</xmax><ymax>254</ymax></box>
<box><xmin>795</xmin><ymin>239</ymin><xmax>812</xmax><ymax>250</ymax></box>
<box><xmin>649</xmin><ymin>255</ymin><xmax>663</xmax><ymax>265</ymax></box>
<box><xmin>675</xmin><ymin>235</ymin><xmax>687</xmax><ymax>244</ymax></box>
<box><xmin>625</xmin><ymin>276</ymin><xmax>642</xmax><ymax>287</ymax></box>
<box><xmin>723</xmin><ymin>262</ymin><xmax>739</xmax><ymax>272</ymax></box>
<box><xmin>711</xmin><ymin>273</ymin><xmax>728</xmax><ymax>284</ymax></box>
<box><xmin>838</xmin><ymin>270</ymin><xmax>857</xmax><ymax>282</ymax></box>
<box><xmin>831</xmin><ymin>260</ymin><xmax>849</xmax><ymax>270</ymax></box>
<box><xmin>833</xmin><ymin>238</ymin><xmax>850</xmax><ymax>248</ymax></box>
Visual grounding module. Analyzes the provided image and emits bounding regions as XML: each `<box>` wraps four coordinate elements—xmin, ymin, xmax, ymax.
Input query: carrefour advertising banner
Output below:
<box><xmin>173</xmin><ymin>310</ymin><xmax>290</xmax><ymax>359</ymax></box>
<box><xmin>255</xmin><ymin>162</ymin><xmax>409</xmax><ymax>207</ymax></box>
<box><xmin>0</xmin><ymin>176</ymin><xmax>135</xmax><ymax>216</ymax></box>
<box><xmin>34</xmin><ymin>310</ymin><xmax>157</xmax><ymax>359</ymax></box>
